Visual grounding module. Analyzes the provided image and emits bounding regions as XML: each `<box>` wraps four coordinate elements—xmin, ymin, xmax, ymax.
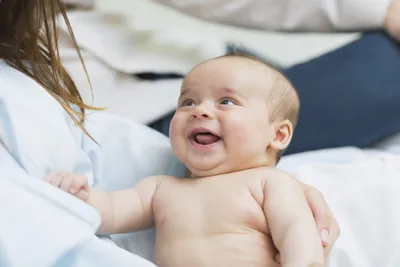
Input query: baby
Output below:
<box><xmin>47</xmin><ymin>53</ymin><xmax>324</xmax><ymax>267</ymax></box>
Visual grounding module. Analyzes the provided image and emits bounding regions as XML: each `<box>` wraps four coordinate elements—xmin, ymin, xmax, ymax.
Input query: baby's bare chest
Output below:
<box><xmin>152</xmin><ymin>178</ymin><xmax>268</xmax><ymax>236</ymax></box>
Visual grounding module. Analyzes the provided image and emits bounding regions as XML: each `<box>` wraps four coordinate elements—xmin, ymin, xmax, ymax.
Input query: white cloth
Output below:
<box><xmin>0</xmin><ymin>144</ymin><xmax>156</xmax><ymax>267</ymax></box>
<box><xmin>279</xmin><ymin>147</ymin><xmax>400</xmax><ymax>267</ymax></box>
<box><xmin>154</xmin><ymin>0</ymin><xmax>391</xmax><ymax>31</ymax></box>
<box><xmin>0</xmin><ymin>60</ymin><xmax>185</xmax><ymax>266</ymax></box>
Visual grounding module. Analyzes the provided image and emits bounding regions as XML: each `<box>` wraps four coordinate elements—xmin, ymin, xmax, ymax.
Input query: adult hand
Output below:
<box><xmin>385</xmin><ymin>0</ymin><xmax>400</xmax><ymax>42</ymax></box>
<box><xmin>300</xmin><ymin>182</ymin><xmax>340</xmax><ymax>260</ymax></box>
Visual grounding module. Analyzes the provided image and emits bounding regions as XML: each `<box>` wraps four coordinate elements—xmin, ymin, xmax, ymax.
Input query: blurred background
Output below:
<box><xmin>96</xmin><ymin>0</ymin><xmax>358</xmax><ymax>66</ymax></box>
<box><xmin>61</xmin><ymin>0</ymin><xmax>357</xmax><ymax>123</ymax></box>
<box><xmin>60</xmin><ymin>0</ymin><xmax>400</xmax><ymax>156</ymax></box>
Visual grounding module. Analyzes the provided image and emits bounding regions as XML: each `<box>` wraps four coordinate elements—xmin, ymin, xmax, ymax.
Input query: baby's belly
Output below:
<box><xmin>155</xmin><ymin>232</ymin><xmax>278</xmax><ymax>267</ymax></box>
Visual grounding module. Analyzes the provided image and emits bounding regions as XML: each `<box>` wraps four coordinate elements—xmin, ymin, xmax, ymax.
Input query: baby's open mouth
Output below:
<box><xmin>191</xmin><ymin>132</ymin><xmax>221</xmax><ymax>145</ymax></box>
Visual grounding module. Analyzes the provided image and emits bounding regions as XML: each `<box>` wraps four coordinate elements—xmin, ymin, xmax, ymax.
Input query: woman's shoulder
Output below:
<box><xmin>0</xmin><ymin>60</ymin><xmax>69</xmax><ymax>124</ymax></box>
<box><xmin>0</xmin><ymin>59</ymin><xmax>91</xmax><ymax>179</ymax></box>
<box><xmin>0</xmin><ymin>59</ymin><xmax>32</xmax><ymax>86</ymax></box>
<box><xmin>0</xmin><ymin>60</ymin><xmax>55</xmax><ymax>100</ymax></box>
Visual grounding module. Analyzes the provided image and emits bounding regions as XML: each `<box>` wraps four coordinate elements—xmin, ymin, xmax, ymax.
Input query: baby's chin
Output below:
<box><xmin>186</xmin><ymin>163</ymin><xmax>231</xmax><ymax>178</ymax></box>
<box><xmin>179</xmin><ymin>153</ymin><xmax>232</xmax><ymax>178</ymax></box>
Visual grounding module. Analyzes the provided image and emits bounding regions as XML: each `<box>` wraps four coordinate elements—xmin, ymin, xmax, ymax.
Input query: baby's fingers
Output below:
<box><xmin>45</xmin><ymin>173</ymin><xmax>63</xmax><ymax>187</ymax></box>
<box><xmin>60</xmin><ymin>176</ymin><xmax>73</xmax><ymax>192</ymax></box>
<box><xmin>69</xmin><ymin>175</ymin><xmax>89</xmax><ymax>194</ymax></box>
<box><xmin>75</xmin><ymin>189</ymin><xmax>90</xmax><ymax>201</ymax></box>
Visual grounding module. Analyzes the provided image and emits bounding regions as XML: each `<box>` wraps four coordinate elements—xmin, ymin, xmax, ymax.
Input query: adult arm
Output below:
<box><xmin>385</xmin><ymin>0</ymin><xmax>400</xmax><ymax>41</ymax></box>
<box><xmin>300</xmin><ymin>182</ymin><xmax>340</xmax><ymax>260</ymax></box>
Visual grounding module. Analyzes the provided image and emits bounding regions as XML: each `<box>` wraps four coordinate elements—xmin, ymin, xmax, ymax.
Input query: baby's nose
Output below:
<box><xmin>192</xmin><ymin>103</ymin><xmax>214</xmax><ymax>119</ymax></box>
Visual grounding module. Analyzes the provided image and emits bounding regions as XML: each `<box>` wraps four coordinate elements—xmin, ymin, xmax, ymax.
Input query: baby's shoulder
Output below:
<box><xmin>152</xmin><ymin>175</ymin><xmax>180</xmax><ymax>185</ymax></box>
<box><xmin>247</xmin><ymin>167</ymin><xmax>297</xmax><ymax>204</ymax></box>
<box><xmin>152</xmin><ymin>175</ymin><xmax>193</xmax><ymax>191</ymax></box>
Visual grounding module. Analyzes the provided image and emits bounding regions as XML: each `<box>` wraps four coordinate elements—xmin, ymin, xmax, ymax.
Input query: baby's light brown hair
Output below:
<box><xmin>221</xmin><ymin>50</ymin><xmax>300</xmax><ymax>163</ymax></box>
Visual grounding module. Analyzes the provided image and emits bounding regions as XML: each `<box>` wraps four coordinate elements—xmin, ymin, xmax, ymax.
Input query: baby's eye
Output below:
<box><xmin>181</xmin><ymin>99</ymin><xmax>196</xmax><ymax>107</ymax></box>
<box><xmin>219</xmin><ymin>99</ymin><xmax>236</xmax><ymax>106</ymax></box>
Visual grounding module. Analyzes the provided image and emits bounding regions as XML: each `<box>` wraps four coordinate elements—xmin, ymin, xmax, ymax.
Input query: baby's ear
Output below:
<box><xmin>268</xmin><ymin>120</ymin><xmax>293</xmax><ymax>151</ymax></box>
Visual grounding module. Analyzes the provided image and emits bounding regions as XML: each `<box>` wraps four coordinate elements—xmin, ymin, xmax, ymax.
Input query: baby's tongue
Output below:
<box><xmin>195</xmin><ymin>133</ymin><xmax>219</xmax><ymax>145</ymax></box>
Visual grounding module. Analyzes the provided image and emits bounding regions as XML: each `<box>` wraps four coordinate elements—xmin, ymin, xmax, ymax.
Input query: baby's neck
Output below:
<box><xmin>189</xmin><ymin>163</ymin><xmax>276</xmax><ymax>179</ymax></box>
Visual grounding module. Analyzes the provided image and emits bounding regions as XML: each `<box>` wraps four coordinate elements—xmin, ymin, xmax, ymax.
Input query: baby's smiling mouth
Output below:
<box><xmin>189</xmin><ymin>128</ymin><xmax>221</xmax><ymax>145</ymax></box>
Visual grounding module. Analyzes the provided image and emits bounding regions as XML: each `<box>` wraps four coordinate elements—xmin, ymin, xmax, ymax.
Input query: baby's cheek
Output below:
<box><xmin>224</xmin><ymin>115</ymin><xmax>254</xmax><ymax>142</ymax></box>
<box><xmin>224</xmin><ymin>115</ymin><xmax>266</xmax><ymax>150</ymax></box>
<box><xmin>169</xmin><ymin>116</ymin><xmax>183</xmax><ymax>149</ymax></box>
<box><xmin>170</xmin><ymin>113</ymin><xmax>193</xmax><ymax>159</ymax></box>
<box><xmin>168</xmin><ymin>114</ymin><xmax>179</xmax><ymax>136</ymax></box>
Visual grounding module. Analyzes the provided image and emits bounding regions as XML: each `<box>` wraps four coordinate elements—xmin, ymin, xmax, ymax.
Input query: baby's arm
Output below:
<box><xmin>46</xmin><ymin>172</ymin><xmax>165</xmax><ymax>235</ymax></box>
<box><xmin>262</xmin><ymin>173</ymin><xmax>324</xmax><ymax>267</ymax></box>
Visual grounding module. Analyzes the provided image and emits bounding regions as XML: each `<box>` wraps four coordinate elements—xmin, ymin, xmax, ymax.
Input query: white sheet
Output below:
<box><xmin>279</xmin><ymin>148</ymin><xmax>400</xmax><ymax>267</ymax></box>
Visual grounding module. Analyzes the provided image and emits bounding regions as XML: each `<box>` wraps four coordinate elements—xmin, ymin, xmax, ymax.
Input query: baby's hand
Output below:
<box><xmin>45</xmin><ymin>172</ymin><xmax>90</xmax><ymax>201</ymax></box>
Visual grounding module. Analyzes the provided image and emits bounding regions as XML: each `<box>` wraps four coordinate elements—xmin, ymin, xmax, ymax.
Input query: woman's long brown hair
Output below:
<box><xmin>0</xmin><ymin>0</ymin><xmax>100</xmax><ymax>139</ymax></box>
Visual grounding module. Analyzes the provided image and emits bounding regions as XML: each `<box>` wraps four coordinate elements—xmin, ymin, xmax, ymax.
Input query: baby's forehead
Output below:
<box><xmin>201</xmin><ymin>55</ymin><xmax>273</xmax><ymax>72</ymax></box>
<box><xmin>183</xmin><ymin>56</ymin><xmax>277</xmax><ymax>93</ymax></box>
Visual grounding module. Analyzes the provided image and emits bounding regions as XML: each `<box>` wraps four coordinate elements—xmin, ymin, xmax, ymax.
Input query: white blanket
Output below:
<box><xmin>279</xmin><ymin>148</ymin><xmax>400</xmax><ymax>267</ymax></box>
<box><xmin>0</xmin><ymin>144</ymin><xmax>155</xmax><ymax>267</ymax></box>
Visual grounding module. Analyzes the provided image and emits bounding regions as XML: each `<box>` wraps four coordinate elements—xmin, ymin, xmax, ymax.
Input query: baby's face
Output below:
<box><xmin>170</xmin><ymin>57</ymin><xmax>278</xmax><ymax>177</ymax></box>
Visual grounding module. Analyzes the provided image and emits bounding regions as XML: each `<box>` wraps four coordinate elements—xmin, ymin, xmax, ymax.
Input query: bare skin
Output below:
<box><xmin>46</xmin><ymin>168</ymin><xmax>324</xmax><ymax>267</ymax></box>
<box><xmin>386</xmin><ymin>0</ymin><xmax>400</xmax><ymax>42</ymax></box>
